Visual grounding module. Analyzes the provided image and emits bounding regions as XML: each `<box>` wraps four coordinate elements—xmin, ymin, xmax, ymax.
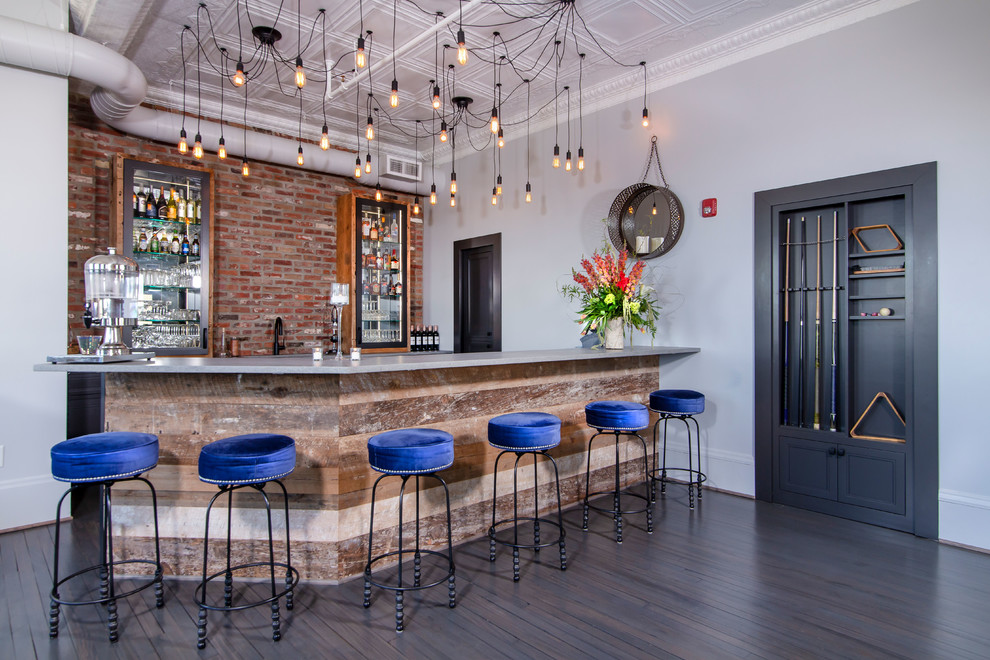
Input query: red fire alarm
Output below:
<box><xmin>701</xmin><ymin>198</ymin><xmax>717</xmax><ymax>217</ymax></box>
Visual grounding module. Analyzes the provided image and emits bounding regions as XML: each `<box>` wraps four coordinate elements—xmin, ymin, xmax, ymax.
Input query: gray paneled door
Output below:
<box><xmin>453</xmin><ymin>233</ymin><xmax>501</xmax><ymax>353</ymax></box>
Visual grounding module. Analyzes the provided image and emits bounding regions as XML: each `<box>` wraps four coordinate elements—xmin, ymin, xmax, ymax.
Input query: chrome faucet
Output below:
<box><xmin>273</xmin><ymin>317</ymin><xmax>285</xmax><ymax>355</ymax></box>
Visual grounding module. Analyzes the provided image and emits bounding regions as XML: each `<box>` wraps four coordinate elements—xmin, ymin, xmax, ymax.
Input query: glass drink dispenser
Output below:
<box><xmin>83</xmin><ymin>247</ymin><xmax>141</xmax><ymax>355</ymax></box>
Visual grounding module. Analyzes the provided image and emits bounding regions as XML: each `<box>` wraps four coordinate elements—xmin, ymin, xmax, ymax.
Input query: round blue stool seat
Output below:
<box><xmin>368</xmin><ymin>428</ymin><xmax>454</xmax><ymax>475</ymax></box>
<box><xmin>489</xmin><ymin>412</ymin><xmax>561</xmax><ymax>451</ymax></box>
<box><xmin>198</xmin><ymin>434</ymin><xmax>296</xmax><ymax>485</ymax></box>
<box><xmin>585</xmin><ymin>401</ymin><xmax>649</xmax><ymax>431</ymax></box>
<box><xmin>51</xmin><ymin>432</ymin><xmax>158</xmax><ymax>483</ymax></box>
<box><xmin>650</xmin><ymin>389</ymin><xmax>705</xmax><ymax>415</ymax></box>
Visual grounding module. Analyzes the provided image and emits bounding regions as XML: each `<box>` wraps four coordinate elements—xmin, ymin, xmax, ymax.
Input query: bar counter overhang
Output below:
<box><xmin>37</xmin><ymin>346</ymin><xmax>699</xmax><ymax>582</ymax></box>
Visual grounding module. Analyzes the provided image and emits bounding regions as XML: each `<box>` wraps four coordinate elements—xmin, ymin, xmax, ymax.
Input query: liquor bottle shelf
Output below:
<box><xmin>144</xmin><ymin>285</ymin><xmax>201</xmax><ymax>291</ymax></box>
<box><xmin>133</xmin><ymin>216</ymin><xmax>202</xmax><ymax>227</ymax></box>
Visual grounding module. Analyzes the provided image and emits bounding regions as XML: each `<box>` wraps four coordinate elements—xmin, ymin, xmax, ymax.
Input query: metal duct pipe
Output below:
<box><xmin>0</xmin><ymin>15</ymin><xmax>418</xmax><ymax>192</ymax></box>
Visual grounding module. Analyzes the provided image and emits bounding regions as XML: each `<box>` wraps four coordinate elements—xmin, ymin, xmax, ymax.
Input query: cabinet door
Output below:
<box><xmin>777</xmin><ymin>435</ymin><xmax>836</xmax><ymax>500</ymax></box>
<box><xmin>837</xmin><ymin>444</ymin><xmax>905</xmax><ymax>514</ymax></box>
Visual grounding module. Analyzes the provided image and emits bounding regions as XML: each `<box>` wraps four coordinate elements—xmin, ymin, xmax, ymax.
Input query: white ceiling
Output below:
<box><xmin>67</xmin><ymin>0</ymin><xmax>907</xmax><ymax>158</ymax></box>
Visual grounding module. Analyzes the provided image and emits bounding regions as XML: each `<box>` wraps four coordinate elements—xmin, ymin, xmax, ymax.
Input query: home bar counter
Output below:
<box><xmin>38</xmin><ymin>345</ymin><xmax>699</xmax><ymax>582</ymax></box>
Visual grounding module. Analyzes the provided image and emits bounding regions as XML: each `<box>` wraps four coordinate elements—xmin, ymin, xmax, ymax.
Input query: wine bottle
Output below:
<box><xmin>156</xmin><ymin>186</ymin><xmax>168</xmax><ymax>219</ymax></box>
<box><xmin>395</xmin><ymin>276</ymin><xmax>403</xmax><ymax>296</ymax></box>
<box><xmin>410</xmin><ymin>325</ymin><xmax>417</xmax><ymax>352</ymax></box>
<box><xmin>167</xmin><ymin>188</ymin><xmax>178</xmax><ymax>220</ymax></box>
<box><xmin>146</xmin><ymin>188</ymin><xmax>157</xmax><ymax>219</ymax></box>
<box><xmin>177</xmin><ymin>191</ymin><xmax>186</xmax><ymax>220</ymax></box>
<box><xmin>194</xmin><ymin>195</ymin><xmax>202</xmax><ymax>222</ymax></box>
<box><xmin>186</xmin><ymin>195</ymin><xmax>195</xmax><ymax>221</ymax></box>
<box><xmin>132</xmin><ymin>186</ymin><xmax>139</xmax><ymax>215</ymax></box>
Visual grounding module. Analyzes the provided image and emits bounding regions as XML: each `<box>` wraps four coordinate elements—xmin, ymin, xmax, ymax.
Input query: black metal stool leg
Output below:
<box><xmin>438</xmin><ymin>474</ymin><xmax>456</xmax><ymax>609</ymax></box>
<box><xmin>583</xmin><ymin>433</ymin><xmax>597</xmax><ymax>531</ymax></box>
<box><xmin>224</xmin><ymin>488</ymin><xmax>234</xmax><ymax>608</ymax></box>
<box><xmin>532</xmin><ymin>454</ymin><xmax>541</xmax><ymax>552</ymax></box>
<box><xmin>511</xmin><ymin>454</ymin><xmax>521</xmax><ymax>581</ymax></box>
<box><xmin>414</xmin><ymin>476</ymin><xmax>422</xmax><ymax>588</ymax></box>
<box><xmin>395</xmin><ymin>475</ymin><xmax>408</xmax><ymax>632</ymax></box>
<box><xmin>692</xmin><ymin>415</ymin><xmax>703</xmax><ymax>501</ymax></box>
<box><xmin>546</xmin><ymin>452</ymin><xmax>567</xmax><ymax>571</ymax></box>
<box><xmin>49</xmin><ymin>486</ymin><xmax>74</xmax><ymax>639</ymax></box>
<box><xmin>661</xmin><ymin>417</ymin><xmax>670</xmax><ymax>494</ymax></box>
<box><xmin>271</xmin><ymin>478</ymin><xmax>294</xmax><ymax>611</ymax></box>
<box><xmin>197</xmin><ymin>487</ymin><xmax>224</xmax><ymax>650</ymax></box>
<box><xmin>142</xmin><ymin>477</ymin><xmax>165</xmax><ymax>608</ymax></box>
<box><xmin>613</xmin><ymin>432</ymin><xmax>623</xmax><ymax>544</ymax></box>
<box><xmin>104</xmin><ymin>484</ymin><xmax>119</xmax><ymax>643</ymax></box>
<box><xmin>638</xmin><ymin>432</ymin><xmax>654</xmax><ymax>534</ymax></box>
<box><xmin>364</xmin><ymin>474</ymin><xmax>385</xmax><ymax>608</ymax></box>
<box><xmin>489</xmin><ymin>452</ymin><xmax>502</xmax><ymax>562</ymax></box>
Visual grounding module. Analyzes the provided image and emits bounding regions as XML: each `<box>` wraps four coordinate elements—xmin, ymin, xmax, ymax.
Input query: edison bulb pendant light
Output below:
<box><xmin>432</xmin><ymin>85</ymin><xmax>441</xmax><ymax>109</ymax></box>
<box><xmin>365</xmin><ymin>153</ymin><xmax>372</xmax><ymax>174</ymax></box>
<box><xmin>497</xmin><ymin>127</ymin><xmax>505</xmax><ymax>149</ymax></box>
<box><xmin>450</xmin><ymin>193</ymin><xmax>456</xmax><ymax>207</ymax></box>
<box><xmin>577</xmin><ymin>146</ymin><xmax>585</xmax><ymax>171</ymax></box>
<box><xmin>525</xmin><ymin>182</ymin><xmax>532</xmax><ymax>203</ymax></box>
<box><xmin>320</xmin><ymin>125</ymin><xmax>330</xmax><ymax>151</ymax></box>
<box><xmin>297</xmin><ymin>145</ymin><xmax>305</xmax><ymax>166</ymax></box>
<box><xmin>390</xmin><ymin>79</ymin><xmax>399</xmax><ymax>108</ymax></box>
<box><xmin>490</xmin><ymin>107</ymin><xmax>499</xmax><ymax>134</ymax></box>
<box><xmin>564</xmin><ymin>150</ymin><xmax>572</xmax><ymax>172</ymax></box>
<box><xmin>450</xmin><ymin>172</ymin><xmax>457</xmax><ymax>194</ymax></box>
<box><xmin>232</xmin><ymin>61</ymin><xmax>246</xmax><ymax>87</ymax></box>
<box><xmin>178</xmin><ymin>128</ymin><xmax>188</xmax><ymax>154</ymax></box>
<box><xmin>241</xmin><ymin>159</ymin><xmax>250</xmax><ymax>176</ymax></box>
<box><xmin>430</xmin><ymin>184</ymin><xmax>437</xmax><ymax>205</ymax></box>
<box><xmin>439</xmin><ymin>121</ymin><xmax>448</xmax><ymax>143</ymax></box>
<box><xmin>295</xmin><ymin>57</ymin><xmax>306</xmax><ymax>88</ymax></box>
<box><xmin>354</xmin><ymin>156</ymin><xmax>362</xmax><ymax>178</ymax></box>
<box><xmin>456</xmin><ymin>29</ymin><xmax>467</xmax><ymax>65</ymax></box>
<box><xmin>366</xmin><ymin>116</ymin><xmax>374</xmax><ymax>140</ymax></box>
<box><xmin>552</xmin><ymin>144</ymin><xmax>560</xmax><ymax>169</ymax></box>
<box><xmin>218</xmin><ymin>136</ymin><xmax>227</xmax><ymax>160</ymax></box>
<box><xmin>193</xmin><ymin>133</ymin><xmax>204</xmax><ymax>159</ymax></box>
<box><xmin>356</xmin><ymin>36</ymin><xmax>366</xmax><ymax>69</ymax></box>
<box><xmin>642</xmin><ymin>107</ymin><xmax>650</xmax><ymax>128</ymax></box>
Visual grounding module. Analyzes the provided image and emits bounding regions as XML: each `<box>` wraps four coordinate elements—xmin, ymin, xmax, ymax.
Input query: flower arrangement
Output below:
<box><xmin>561</xmin><ymin>248</ymin><xmax>660</xmax><ymax>345</ymax></box>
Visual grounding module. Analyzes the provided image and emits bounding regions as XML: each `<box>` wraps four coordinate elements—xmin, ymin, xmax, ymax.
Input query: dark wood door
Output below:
<box><xmin>453</xmin><ymin>233</ymin><xmax>501</xmax><ymax>353</ymax></box>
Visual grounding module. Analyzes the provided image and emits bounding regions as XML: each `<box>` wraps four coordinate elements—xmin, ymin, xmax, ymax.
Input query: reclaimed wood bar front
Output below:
<box><xmin>38</xmin><ymin>346</ymin><xmax>699</xmax><ymax>582</ymax></box>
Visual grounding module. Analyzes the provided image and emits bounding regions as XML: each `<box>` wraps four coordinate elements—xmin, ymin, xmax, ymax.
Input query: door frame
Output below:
<box><xmin>453</xmin><ymin>233</ymin><xmax>502</xmax><ymax>353</ymax></box>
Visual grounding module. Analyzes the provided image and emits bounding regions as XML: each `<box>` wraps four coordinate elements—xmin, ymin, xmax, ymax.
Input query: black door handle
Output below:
<box><xmin>828</xmin><ymin>447</ymin><xmax>836</xmax><ymax>455</ymax></box>
<box><xmin>836</xmin><ymin>447</ymin><xmax>846</xmax><ymax>457</ymax></box>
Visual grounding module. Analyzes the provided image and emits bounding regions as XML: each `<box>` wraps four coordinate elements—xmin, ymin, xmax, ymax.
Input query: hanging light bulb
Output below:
<box><xmin>218</xmin><ymin>136</ymin><xmax>227</xmax><ymax>160</ymax></box>
<box><xmin>297</xmin><ymin>145</ymin><xmax>305</xmax><ymax>166</ymax></box>
<box><xmin>375</xmin><ymin>184</ymin><xmax>383</xmax><ymax>202</ymax></box>
<box><xmin>356</xmin><ymin>36</ymin><xmax>366</xmax><ymax>69</ymax></box>
<box><xmin>450</xmin><ymin>172</ymin><xmax>457</xmax><ymax>194</ymax></box>
<box><xmin>642</xmin><ymin>107</ymin><xmax>649</xmax><ymax>128</ymax></box>
<box><xmin>432</xmin><ymin>84</ymin><xmax>441</xmax><ymax>110</ymax></box>
<box><xmin>450</xmin><ymin>193</ymin><xmax>456</xmax><ymax>207</ymax></box>
<box><xmin>439</xmin><ymin>121</ymin><xmax>448</xmax><ymax>143</ymax></box>
<box><xmin>295</xmin><ymin>57</ymin><xmax>306</xmax><ymax>88</ymax></box>
<box><xmin>497</xmin><ymin>128</ymin><xmax>505</xmax><ymax>149</ymax></box>
<box><xmin>491</xmin><ymin>187</ymin><xmax>498</xmax><ymax>206</ymax></box>
<box><xmin>178</xmin><ymin>128</ymin><xmax>188</xmax><ymax>154</ymax></box>
<box><xmin>366</xmin><ymin>116</ymin><xmax>374</xmax><ymax>140</ymax></box>
<box><xmin>354</xmin><ymin>156</ymin><xmax>362</xmax><ymax>178</ymax></box>
<box><xmin>577</xmin><ymin>146</ymin><xmax>585</xmax><ymax>171</ymax></box>
<box><xmin>525</xmin><ymin>182</ymin><xmax>532</xmax><ymax>204</ymax></box>
<box><xmin>552</xmin><ymin>144</ymin><xmax>560</xmax><ymax>169</ymax></box>
<box><xmin>430</xmin><ymin>184</ymin><xmax>437</xmax><ymax>205</ymax></box>
<box><xmin>457</xmin><ymin>29</ymin><xmax>468</xmax><ymax>65</ymax></box>
<box><xmin>413</xmin><ymin>197</ymin><xmax>421</xmax><ymax>216</ymax></box>
<box><xmin>496</xmin><ymin>175</ymin><xmax>503</xmax><ymax>196</ymax></box>
<box><xmin>652</xmin><ymin>200</ymin><xmax>658</xmax><ymax>215</ymax></box>
<box><xmin>390</xmin><ymin>79</ymin><xmax>399</xmax><ymax>108</ymax></box>
<box><xmin>365</xmin><ymin>153</ymin><xmax>372</xmax><ymax>174</ymax></box>
<box><xmin>320</xmin><ymin>125</ymin><xmax>330</xmax><ymax>151</ymax></box>
<box><xmin>565</xmin><ymin>149</ymin><xmax>572</xmax><ymax>172</ymax></box>
<box><xmin>232</xmin><ymin>61</ymin><xmax>246</xmax><ymax>87</ymax></box>
<box><xmin>193</xmin><ymin>133</ymin><xmax>204</xmax><ymax>159</ymax></box>
<box><xmin>490</xmin><ymin>107</ymin><xmax>499</xmax><ymax>134</ymax></box>
<box><xmin>241</xmin><ymin>159</ymin><xmax>250</xmax><ymax>176</ymax></box>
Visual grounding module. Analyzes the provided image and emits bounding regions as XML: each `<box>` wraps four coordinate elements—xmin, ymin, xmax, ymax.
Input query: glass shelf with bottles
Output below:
<box><xmin>354</xmin><ymin>199</ymin><xmax>407</xmax><ymax>350</ymax></box>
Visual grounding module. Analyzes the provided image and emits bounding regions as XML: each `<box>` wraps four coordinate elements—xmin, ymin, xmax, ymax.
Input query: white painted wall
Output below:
<box><xmin>422</xmin><ymin>0</ymin><xmax>990</xmax><ymax>549</ymax></box>
<box><xmin>0</xmin><ymin>0</ymin><xmax>69</xmax><ymax>529</ymax></box>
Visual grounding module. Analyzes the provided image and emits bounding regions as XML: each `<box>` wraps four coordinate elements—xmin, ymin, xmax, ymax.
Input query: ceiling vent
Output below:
<box><xmin>384</xmin><ymin>155</ymin><xmax>421</xmax><ymax>182</ymax></box>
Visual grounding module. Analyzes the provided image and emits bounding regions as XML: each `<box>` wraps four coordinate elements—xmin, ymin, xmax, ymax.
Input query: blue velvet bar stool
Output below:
<box><xmin>194</xmin><ymin>433</ymin><xmax>299</xmax><ymax>650</ymax></box>
<box><xmin>649</xmin><ymin>389</ymin><xmax>707</xmax><ymax>509</ymax></box>
<box><xmin>583</xmin><ymin>400</ymin><xmax>653</xmax><ymax>543</ymax></box>
<box><xmin>364</xmin><ymin>428</ymin><xmax>455</xmax><ymax>632</ymax></box>
<box><xmin>488</xmin><ymin>412</ymin><xmax>567</xmax><ymax>582</ymax></box>
<box><xmin>48</xmin><ymin>431</ymin><xmax>164</xmax><ymax>642</ymax></box>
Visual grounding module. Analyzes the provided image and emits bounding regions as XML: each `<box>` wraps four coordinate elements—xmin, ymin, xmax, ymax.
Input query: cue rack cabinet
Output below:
<box><xmin>754</xmin><ymin>163</ymin><xmax>938</xmax><ymax>537</ymax></box>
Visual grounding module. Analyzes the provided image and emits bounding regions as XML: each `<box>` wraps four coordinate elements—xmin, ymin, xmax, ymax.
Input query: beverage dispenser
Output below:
<box><xmin>83</xmin><ymin>247</ymin><xmax>140</xmax><ymax>356</ymax></box>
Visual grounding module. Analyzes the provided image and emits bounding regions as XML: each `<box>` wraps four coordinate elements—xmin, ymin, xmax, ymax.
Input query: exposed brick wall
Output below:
<box><xmin>67</xmin><ymin>95</ymin><xmax>422</xmax><ymax>355</ymax></box>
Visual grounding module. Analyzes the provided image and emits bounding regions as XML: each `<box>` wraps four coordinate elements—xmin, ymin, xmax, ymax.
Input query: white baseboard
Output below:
<box><xmin>663</xmin><ymin>445</ymin><xmax>755</xmax><ymax>497</ymax></box>
<box><xmin>939</xmin><ymin>489</ymin><xmax>990</xmax><ymax>551</ymax></box>
<box><xmin>0</xmin><ymin>474</ymin><xmax>64</xmax><ymax>531</ymax></box>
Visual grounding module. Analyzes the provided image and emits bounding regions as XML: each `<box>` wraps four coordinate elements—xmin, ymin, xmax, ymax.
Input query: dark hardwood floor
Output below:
<box><xmin>3</xmin><ymin>485</ymin><xmax>989</xmax><ymax>659</ymax></box>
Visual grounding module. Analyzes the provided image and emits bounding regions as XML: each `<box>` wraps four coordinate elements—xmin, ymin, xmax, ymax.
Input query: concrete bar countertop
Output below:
<box><xmin>36</xmin><ymin>345</ymin><xmax>700</xmax><ymax>374</ymax></box>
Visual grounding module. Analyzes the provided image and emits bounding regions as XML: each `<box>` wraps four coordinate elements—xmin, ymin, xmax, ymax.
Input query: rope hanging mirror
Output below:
<box><xmin>607</xmin><ymin>136</ymin><xmax>684</xmax><ymax>259</ymax></box>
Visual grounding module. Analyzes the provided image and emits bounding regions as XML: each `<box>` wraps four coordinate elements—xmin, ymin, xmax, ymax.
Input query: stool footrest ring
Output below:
<box><xmin>365</xmin><ymin>549</ymin><xmax>455</xmax><ymax>592</ymax></box>
<box><xmin>51</xmin><ymin>559</ymin><xmax>163</xmax><ymax>606</ymax></box>
<box><xmin>584</xmin><ymin>489</ymin><xmax>652</xmax><ymax>516</ymax></box>
<box><xmin>489</xmin><ymin>516</ymin><xmax>565</xmax><ymax>550</ymax></box>
<box><xmin>194</xmin><ymin>562</ymin><xmax>299</xmax><ymax>612</ymax></box>
<box><xmin>651</xmin><ymin>467</ymin><xmax>707</xmax><ymax>484</ymax></box>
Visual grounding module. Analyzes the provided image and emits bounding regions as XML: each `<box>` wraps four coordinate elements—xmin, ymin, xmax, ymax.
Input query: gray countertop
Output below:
<box><xmin>35</xmin><ymin>345</ymin><xmax>700</xmax><ymax>375</ymax></box>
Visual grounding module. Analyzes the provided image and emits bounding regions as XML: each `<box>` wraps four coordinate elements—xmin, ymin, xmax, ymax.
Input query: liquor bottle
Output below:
<box><xmin>171</xmin><ymin>233</ymin><xmax>181</xmax><ymax>254</ymax></box>
<box><xmin>191</xmin><ymin>237</ymin><xmax>200</xmax><ymax>256</ymax></box>
<box><xmin>177</xmin><ymin>191</ymin><xmax>186</xmax><ymax>220</ymax></box>
<box><xmin>186</xmin><ymin>195</ymin><xmax>195</xmax><ymax>221</ymax></box>
<box><xmin>167</xmin><ymin>188</ymin><xmax>178</xmax><ymax>220</ymax></box>
<box><xmin>387</xmin><ymin>275</ymin><xmax>395</xmax><ymax>296</ymax></box>
<box><xmin>146</xmin><ymin>188</ymin><xmax>157</xmax><ymax>219</ymax></box>
<box><xmin>375</xmin><ymin>249</ymin><xmax>383</xmax><ymax>270</ymax></box>
<box><xmin>390</xmin><ymin>215</ymin><xmax>399</xmax><ymax>241</ymax></box>
<box><xmin>363</xmin><ymin>277</ymin><xmax>370</xmax><ymax>295</ymax></box>
<box><xmin>156</xmin><ymin>186</ymin><xmax>168</xmax><ymax>219</ymax></box>
<box><xmin>138</xmin><ymin>230</ymin><xmax>148</xmax><ymax>252</ymax></box>
<box><xmin>370</xmin><ymin>221</ymin><xmax>378</xmax><ymax>241</ymax></box>
<box><xmin>181</xmin><ymin>233</ymin><xmax>190</xmax><ymax>255</ymax></box>
<box><xmin>362</xmin><ymin>217</ymin><xmax>370</xmax><ymax>239</ymax></box>
<box><xmin>149</xmin><ymin>228</ymin><xmax>160</xmax><ymax>253</ymax></box>
<box><xmin>372</xmin><ymin>272</ymin><xmax>380</xmax><ymax>295</ymax></box>
<box><xmin>137</xmin><ymin>186</ymin><xmax>147</xmax><ymax>217</ymax></box>
<box><xmin>194</xmin><ymin>195</ymin><xmax>202</xmax><ymax>222</ymax></box>
<box><xmin>394</xmin><ymin>276</ymin><xmax>403</xmax><ymax>296</ymax></box>
<box><xmin>391</xmin><ymin>249</ymin><xmax>398</xmax><ymax>271</ymax></box>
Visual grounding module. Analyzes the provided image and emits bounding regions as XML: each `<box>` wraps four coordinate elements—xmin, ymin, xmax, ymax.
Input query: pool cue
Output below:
<box><xmin>783</xmin><ymin>217</ymin><xmax>791</xmax><ymax>426</ymax></box>
<box><xmin>798</xmin><ymin>217</ymin><xmax>807</xmax><ymax>427</ymax></box>
<box><xmin>829</xmin><ymin>211</ymin><xmax>838</xmax><ymax>432</ymax></box>
<box><xmin>813</xmin><ymin>215</ymin><xmax>822</xmax><ymax>430</ymax></box>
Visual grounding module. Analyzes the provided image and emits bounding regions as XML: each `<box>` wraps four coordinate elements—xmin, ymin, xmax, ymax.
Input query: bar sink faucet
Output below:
<box><xmin>273</xmin><ymin>317</ymin><xmax>285</xmax><ymax>355</ymax></box>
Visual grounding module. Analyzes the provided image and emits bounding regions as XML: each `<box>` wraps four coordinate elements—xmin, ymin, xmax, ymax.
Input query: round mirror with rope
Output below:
<box><xmin>607</xmin><ymin>136</ymin><xmax>684</xmax><ymax>259</ymax></box>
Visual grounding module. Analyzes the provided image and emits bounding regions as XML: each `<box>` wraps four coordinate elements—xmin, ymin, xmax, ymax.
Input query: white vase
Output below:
<box><xmin>604</xmin><ymin>318</ymin><xmax>624</xmax><ymax>349</ymax></box>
